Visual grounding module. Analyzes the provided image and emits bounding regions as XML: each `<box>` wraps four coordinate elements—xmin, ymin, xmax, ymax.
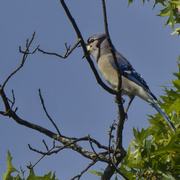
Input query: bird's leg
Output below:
<box><xmin>125</xmin><ymin>96</ymin><xmax>135</xmax><ymax>114</ymax></box>
<box><xmin>119</xmin><ymin>97</ymin><xmax>134</xmax><ymax>121</ymax></box>
<box><xmin>116</xmin><ymin>96</ymin><xmax>134</xmax><ymax>120</ymax></box>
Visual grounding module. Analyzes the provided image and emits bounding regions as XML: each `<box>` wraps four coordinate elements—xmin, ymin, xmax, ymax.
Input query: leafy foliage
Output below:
<box><xmin>90</xmin><ymin>59</ymin><xmax>180</xmax><ymax>179</ymax></box>
<box><xmin>3</xmin><ymin>151</ymin><xmax>57</xmax><ymax>180</ymax></box>
<box><xmin>120</xmin><ymin>60</ymin><xmax>180</xmax><ymax>179</ymax></box>
<box><xmin>156</xmin><ymin>0</ymin><xmax>180</xmax><ymax>34</ymax></box>
<box><xmin>128</xmin><ymin>0</ymin><xmax>180</xmax><ymax>35</ymax></box>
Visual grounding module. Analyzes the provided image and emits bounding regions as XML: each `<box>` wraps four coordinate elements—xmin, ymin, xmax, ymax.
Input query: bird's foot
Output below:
<box><xmin>117</xmin><ymin>111</ymin><xmax>128</xmax><ymax>121</ymax></box>
<box><xmin>114</xmin><ymin>96</ymin><xmax>125</xmax><ymax>104</ymax></box>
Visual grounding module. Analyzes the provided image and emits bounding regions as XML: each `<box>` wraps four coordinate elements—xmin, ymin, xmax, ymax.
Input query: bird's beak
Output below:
<box><xmin>78</xmin><ymin>43</ymin><xmax>90</xmax><ymax>51</ymax></box>
<box><xmin>81</xmin><ymin>44</ymin><xmax>90</xmax><ymax>59</ymax></box>
<box><xmin>78</xmin><ymin>43</ymin><xmax>91</xmax><ymax>59</ymax></box>
<box><xmin>86</xmin><ymin>45</ymin><xmax>90</xmax><ymax>52</ymax></box>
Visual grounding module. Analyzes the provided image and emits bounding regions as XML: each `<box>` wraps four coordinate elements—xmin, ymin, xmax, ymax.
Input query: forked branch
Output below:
<box><xmin>1</xmin><ymin>31</ymin><xmax>39</xmax><ymax>90</ymax></box>
<box><xmin>38</xmin><ymin>40</ymin><xmax>80</xmax><ymax>59</ymax></box>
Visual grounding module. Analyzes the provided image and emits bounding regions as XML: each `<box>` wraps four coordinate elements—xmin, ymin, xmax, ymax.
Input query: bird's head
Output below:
<box><xmin>86</xmin><ymin>33</ymin><xmax>107</xmax><ymax>62</ymax></box>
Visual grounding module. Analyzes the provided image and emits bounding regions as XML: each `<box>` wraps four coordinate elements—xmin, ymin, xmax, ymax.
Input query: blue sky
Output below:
<box><xmin>0</xmin><ymin>0</ymin><xmax>179</xmax><ymax>180</ymax></box>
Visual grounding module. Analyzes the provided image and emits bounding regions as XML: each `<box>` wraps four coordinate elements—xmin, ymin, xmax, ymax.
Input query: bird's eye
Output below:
<box><xmin>87</xmin><ymin>37</ymin><xmax>96</xmax><ymax>44</ymax></box>
<box><xmin>90</xmin><ymin>39</ymin><xmax>95</xmax><ymax>43</ymax></box>
<box><xmin>89</xmin><ymin>38</ymin><xmax>95</xmax><ymax>43</ymax></box>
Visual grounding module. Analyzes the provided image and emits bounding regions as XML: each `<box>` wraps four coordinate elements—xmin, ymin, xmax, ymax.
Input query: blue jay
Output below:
<box><xmin>86</xmin><ymin>33</ymin><xmax>176</xmax><ymax>132</ymax></box>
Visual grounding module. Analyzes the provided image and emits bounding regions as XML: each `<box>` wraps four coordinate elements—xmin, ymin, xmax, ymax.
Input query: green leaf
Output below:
<box><xmin>3</xmin><ymin>151</ymin><xmax>57</xmax><ymax>180</ymax></box>
<box><xmin>89</xmin><ymin>170</ymin><xmax>102</xmax><ymax>176</ymax></box>
<box><xmin>157</xmin><ymin>5</ymin><xmax>171</xmax><ymax>17</ymax></box>
<box><xmin>154</xmin><ymin>0</ymin><xmax>166</xmax><ymax>7</ymax></box>
<box><xmin>127</xmin><ymin>0</ymin><xmax>135</xmax><ymax>7</ymax></box>
<box><xmin>171</xmin><ymin>1</ymin><xmax>180</xmax><ymax>5</ymax></box>
<box><xmin>26</xmin><ymin>168</ymin><xmax>57</xmax><ymax>180</ymax></box>
<box><xmin>161</xmin><ymin>171</ymin><xmax>176</xmax><ymax>180</ymax></box>
<box><xmin>3</xmin><ymin>151</ymin><xmax>19</xmax><ymax>180</ymax></box>
<box><xmin>155</xmin><ymin>136</ymin><xmax>180</xmax><ymax>154</ymax></box>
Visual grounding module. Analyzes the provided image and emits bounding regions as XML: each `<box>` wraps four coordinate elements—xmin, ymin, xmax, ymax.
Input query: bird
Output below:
<box><xmin>86</xmin><ymin>33</ymin><xmax>176</xmax><ymax>132</ymax></box>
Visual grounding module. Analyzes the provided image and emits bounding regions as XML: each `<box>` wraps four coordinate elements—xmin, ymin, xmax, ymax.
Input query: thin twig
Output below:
<box><xmin>88</xmin><ymin>135</ymin><xmax>101</xmax><ymax>161</ymax></box>
<box><xmin>28</xmin><ymin>144</ymin><xmax>46</xmax><ymax>155</ymax></box>
<box><xmin>2</xmin><ymin>90</ymin><xmax>18</xmax><ymax>116</ymax></box>
<box><xmin>71</xmin><ymin>160</ymin><xmax>97</xmax><ymax>180</ymax></box>
<box><xmin>27</xmin><ymin>141</ymin><xmax>56</xmax><ymax>169</ymax></box>
<box><xmin>70</xmin><ymin>136</ymin><xmax>109</xmax><ymax>151</ymax></box>
<box><xmin>2</xmin><ymin>31</ymin><xmax>38</xmax><ymax>89</ymax></box>
<box><xmin>42</xmin><ymin>139</ymin><xmax>49</xmax><ymax>151</ymax></box>
<box><xmin>19</xmin><ymin>44</ymin><xmax>39</xmax><ymax>54</ymax></box>
<box><xmin>0</xmin><ymin>32</ymin><xmax>38</xmax><ymax>112</ymax></box>
<box><xmin>9</xmin><ymin>90</ymin><xmax>16</xmax><ymax>110</ymax></box>
<box><xmin>38</xmin><ymin>40</ymin><xmax>80</xmax><ymax>58</ymax></box>
<box><xmin>108</xmin><ymin>120</ymin><xmax>116</xmax><ymax>160</ymax></box>
<box><xmin>38</xmin><ymin>88</ymin><xmax>62</xmax><ymax>137</ymax></box>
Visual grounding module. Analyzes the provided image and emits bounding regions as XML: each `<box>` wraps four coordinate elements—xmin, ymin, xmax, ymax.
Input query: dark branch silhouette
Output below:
<box><xmin>0</xmin><ymin>1</ymin><xmax>130</xmax><ymax>179</ymax></box>
<box><xmin>101</xmin><ymin>0</ymin><xmax>127</xmax><ymax>179</ymax></box>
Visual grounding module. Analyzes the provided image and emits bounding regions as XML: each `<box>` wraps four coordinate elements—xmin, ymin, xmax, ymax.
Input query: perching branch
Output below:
<box><xmin>101</xmin><ymin>0</ymin><xmax>127</xmax><ymax>179</ymax></box>
<box><xmin>101</xmin><ymin>1</ymin><xmax>122</xmax><ymax>91</ymax></box>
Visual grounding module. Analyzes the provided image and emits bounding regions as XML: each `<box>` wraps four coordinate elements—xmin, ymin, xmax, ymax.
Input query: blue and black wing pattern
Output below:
<box><xmin>109</xmin><ymin>58</ymin><xmax>157</xmax><ymax>100</ymax></box>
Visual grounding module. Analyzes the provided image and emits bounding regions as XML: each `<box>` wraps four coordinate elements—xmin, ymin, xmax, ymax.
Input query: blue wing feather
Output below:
<box><xmin>109</xmin><ymin>58</ymin><xmax>157</xmax><ymax>100</ymax></box>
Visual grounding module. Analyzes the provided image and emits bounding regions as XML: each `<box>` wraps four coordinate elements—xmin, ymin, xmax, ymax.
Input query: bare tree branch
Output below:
<box><xmin>0</xmin><ymin>1</ymin><xmax>131</xmax><ymax>179</ymax></box>
<box><xmin>69</xmin><ymin>136</ymin><xmax>110</xmax><ymax>151</ymax></box>
<box><xmin>101</xmin><ymin>0</ymin><xmax>127</xmax><ymax>179</ymax></box>
<box><xmin>71</xmin><ymin>160</ymin><xmax>97</xmax><ymax>180</ymax></box>
<box><xmin>42</xmin><ymin>139</ymin><xmax>49</xmax><ymax>151</ymax></box>
<box><xmin>27</xmin><ymin>141</ymin><xmax>56</xmax><ymax>169</ymax></box>
<box><xmin>0</xmin><ymin>32</ymin><xmax>114</xmax><ymax>170</ymax></box>
<box><xmin>1</xmin><ymin>31</ymin><xmax>39</xmax><ymax>89</ymax></box>
<box><xmin>108</xmin><ymin>121</ymin><xmax>116</xmax><ymax>160</ymax></box>
<box><xmin>101</xmin><ymin>1</ymin><xmax>122</xmax><ymax>92</ymax></box>
<box><xmin>28</xmin><ymin>140</ymin><xmax>55</xmax><ymax>156</ymax></box>
<box><xmin>38</xmin><ymin>40</ymin><xmax>80</xmax><ymax>59</ymax></box>
<box><xmin>88</xmin><ymin>135</ymin><xmax>102</xmax><ymax>161</ymax></box>
<box><xmin>38</xmin><ymin>88</ymin><xmax>62</xmax><ymax>137</ymax></box>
